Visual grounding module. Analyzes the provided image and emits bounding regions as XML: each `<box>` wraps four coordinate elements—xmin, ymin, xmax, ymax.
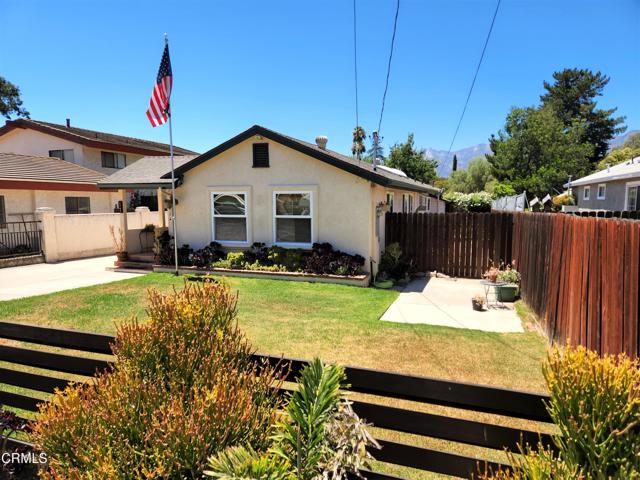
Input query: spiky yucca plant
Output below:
<box><xmin>206</xmin><ymin>358</ymin><xmax>378</xmax><ymax>480</ymax></box>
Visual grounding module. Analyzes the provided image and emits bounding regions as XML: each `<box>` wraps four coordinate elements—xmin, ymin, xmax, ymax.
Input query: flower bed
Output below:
<box><xmin>156</xmin><ymin>241</ymin><xmax>370</xmax><ymax>286</ymax></box>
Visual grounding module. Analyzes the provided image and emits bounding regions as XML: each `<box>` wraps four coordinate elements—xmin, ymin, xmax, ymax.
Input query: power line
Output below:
<box><xmin>353</xmin><ymin>0</ymin><xmax>359</xmax><ymax>128</ymax></box>
<box><xmin>377</xmin><ymin>0</ymin><xmax>400</xmax><ymax>134</ymax></box>
<box><xmin>444</xmin><ymin>0</ymin><xmax>501</xmax><ymax>171</ymax></box>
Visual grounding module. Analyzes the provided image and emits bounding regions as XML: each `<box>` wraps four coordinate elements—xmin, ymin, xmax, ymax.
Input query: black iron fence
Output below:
<box><xmin>0</xmin><ymin>321</ymin><xmax>555</xmax><ymax>479</ymax></box>
<box><xmin>0</xmin><ymin>221</ymin><xmax>42</xmax><ymax>258</ymax></box>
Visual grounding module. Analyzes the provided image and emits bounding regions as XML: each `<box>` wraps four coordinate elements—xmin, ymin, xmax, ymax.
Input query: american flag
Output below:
<box><xmin>146</xmin><ymin>44</ymin><xmax>173</xmax><ymax>127</ymax></box>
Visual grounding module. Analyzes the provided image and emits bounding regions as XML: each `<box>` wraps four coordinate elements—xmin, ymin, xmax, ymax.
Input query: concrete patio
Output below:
<box><xmin>381</xmin><ymin>276</ymin><xmax>524</xmax><ymax>333</ymax></box>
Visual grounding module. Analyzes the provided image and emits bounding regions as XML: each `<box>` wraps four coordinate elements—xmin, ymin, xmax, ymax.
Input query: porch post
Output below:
<box><xmin>157</xmin><ymin>187</ymin><xmax>166</xmax><ymax>228</ymax></box>
<box><xmin>119</xmin><ymin>189</ymin><xmax>128</xmax><ymax>251</ymax></box>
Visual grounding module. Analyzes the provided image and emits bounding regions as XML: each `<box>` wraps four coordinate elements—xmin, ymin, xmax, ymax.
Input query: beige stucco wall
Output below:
<box><xmin>0</xmin><ymin>188</ymin><xmax>119</xmax><ymax>220</ymax></box>
<box><xmin>0</xmin><ymin>128</ymin><xmax>145</xmax><ymax>174</ymax></box>
<box><xmin>38</xmin><ymin>209</ymin><xmax>167</xmax><ymax>261</ymax></box>
<box><xmin>175</xmin><ymin>138</ymin><xmax>376</xmax><ymax>266</ymax></box>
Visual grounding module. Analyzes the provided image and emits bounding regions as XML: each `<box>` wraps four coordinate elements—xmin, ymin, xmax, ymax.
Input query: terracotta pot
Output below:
<box><xmin>472</xmin><ymin>299</ymin><xmax>485</xmax><ymax>311</ymax></box>
<box><xmin>487</xmin><ymin>272</ymin><xmax>498</xmax><ymax>283</ymax></box>
<box><xmin>116</xmin><ymin>251</ymin><xmax>128</xmax><ymax>262</ymax></box>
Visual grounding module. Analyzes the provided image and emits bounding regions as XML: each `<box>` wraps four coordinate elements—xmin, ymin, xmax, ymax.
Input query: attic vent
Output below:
<box><xmin>253</xmin><ymin>143</ymin><xmax>269</xmax><ymax>168</ymax></box>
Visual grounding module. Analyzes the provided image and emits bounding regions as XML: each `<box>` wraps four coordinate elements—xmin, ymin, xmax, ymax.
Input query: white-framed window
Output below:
<box><xmin>625</xmin><ymin>182</ymin><xmax>640</xmax><ymax>211</ymax></box>
<box><xmin>386</xmin><ymin>192</ymin><xmax>394</xmax><ymax>212</ymax></box>
<box><xmin>101</xmin><ymin>151</ymin><xmax>126</xmax><ymax>169</ymax></box>
<box><xmin>65</xmin><ymin>196</ymin><xmax>91</xmax><ymax>214</ymax></box>
<box><xmin>49</xmin><ymin>149</ymin><xmax>75</xmax><ymax>163</ymax></box>
<box><xmin>211</xmin><ymin>192</ymin><xmax>248</xmax><ymax>243</ymax></box>
<box><xmin>273</xmin><ymin>191</ymin><xmax>312</xmax><ymax>247</ymax></box>
<box><xmin>597</xmin><ymin>184</ymin><xmax>606</xmax><ymax>200</ymax></box>
<box><xmin>402</xmin><ymin>193</ymin><xmax>413</xmax><ymax>213</ymax></box>
<box><xmin>583</xmin><ymin>186</ymin><xmax>590</xmax><ymax>201</ymax></box>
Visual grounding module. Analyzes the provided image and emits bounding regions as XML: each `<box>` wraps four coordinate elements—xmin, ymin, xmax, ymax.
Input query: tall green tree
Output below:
<box><xmin>540</xmin><ymin>69</ymin><xmax>625</xmax><ymax>166</ymax></box>
<box><xmin>386</xmin><ymin>134</ymin><xmax>438</xmax><ymax>185</ymax></box>
<box><xmin>447</xmin><ymin>156</ymin><xmax>493</xmax><ymax>193</ymax></box>
<box><xmin>363</xmin><ymin>142</ymin><xmax>385</xmax><ymax>164</ymax></box>
<box><xmin>488</xmin><ymin>106</ymin><xmax>593</xmax><ymax>197</ymax></box>
<box><xmin>452</xmin><ymin>154</ymin><xmax>458</xmax><ymax>172</ymax></box>
<box><xmin>0</xmin><ymin>76</ymin><xmax>29</xmax><ymax>119</ymax></box>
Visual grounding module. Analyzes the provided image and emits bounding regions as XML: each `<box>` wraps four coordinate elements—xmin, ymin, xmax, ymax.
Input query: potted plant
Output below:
<box><xmin>496</xmin><ymin>264</ymin><xmax>521</xmax><ymax>302</ymax></box>
<box><xmin>109</xmin><ymin>225</ymin><xmax>128</xmax><ymax>263</ymax></box>
<box><xmin>472</xmin><ymin>294</ymin><xmax>485</xmax><ymax>311</ymax></box>
<box><xmin>484</xmin><ymin>265</ymin><xmax>500</xmax><ymax>283</ymax></box>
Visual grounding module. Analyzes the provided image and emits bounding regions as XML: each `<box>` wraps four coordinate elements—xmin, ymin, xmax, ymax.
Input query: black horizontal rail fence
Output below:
<box><xmin>0</xmin><ymin>321</ymin><xmax>554</xmax><ymax>479</ymax></box>
<box><xmin>385</xmin><ymin>212</ymin><xmax>514</xmax><ymax>278</ymax></box>
<box><xmin>0</xmin><ymin>221</ymin><xmax>42</xmax><ymax>259</ymax></box>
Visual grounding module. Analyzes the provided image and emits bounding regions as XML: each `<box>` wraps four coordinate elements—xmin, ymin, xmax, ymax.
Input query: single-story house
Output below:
<box><xmin>98</xmin><ymin>125</ymin><xmax>445</xmax><ymax>272</ymax></box>
<box><xmin>0</xmin><ymin>152</ymin><xmax>119</xmax><ymax>223</ymax></box>
<box><xmin>565</xmin><ymin>156</ymin><xmax>640</xmax><ymax>211</ymax></box>
<box><xmin>0</xmin><ymin>118</ymin><xmax>197</xmax><ymax>210</ymax></box>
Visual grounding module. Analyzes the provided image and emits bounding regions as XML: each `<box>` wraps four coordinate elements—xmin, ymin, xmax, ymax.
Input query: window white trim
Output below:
<box><xmin>596</xmin><ymin>184</ymin><xmax>606</xmax><ymax>200</ymax></box>
<box><xmin>272</xmin><ymin>190</ymin><xmax>314</xmax><ymax>248</ymax></box>
<box><xmin>402</xmin><ymin>193</ymin><xmax>414</xmax><ymax>213</ymax></box>
<box><xmin>583</xmin><ymin>186</ymin><xmax>590</xmax><ymax>201</ymax></box>
<box><xmin>624</xmin><ymin>181</ymin><xmax>640</xmax><ymax>211</ymax></box>
<box><xmin>210</xmin><ymin>191</ymin><xmax>251</xmax><ymax>246</ymax></box>
<box><xmin>386</xmin><ymin>192</ymin><xmax>394</xmax><ymax>212</ymax></box>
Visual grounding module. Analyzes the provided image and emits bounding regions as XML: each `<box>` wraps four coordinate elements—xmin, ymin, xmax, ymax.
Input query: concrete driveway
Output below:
<box><xmin>381</xmin><ymin>276</ymin><xmax>524</xmax><ymax>333</ymax></box>
<box><xmin>0</xmin><ymin>256</ymin><xmax>144</xmax><ymax>301</ymax></box>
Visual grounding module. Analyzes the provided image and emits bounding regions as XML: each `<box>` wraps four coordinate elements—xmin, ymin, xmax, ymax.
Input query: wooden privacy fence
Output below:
<box><xmin>0</xmin><ymin>321</ymin><xmax>555</xmax><ymax>480</ymax></box>
<box><xmin>384</xmin><ymin>212</ymin><xmax>514</xmax><ymax>278</ymax></box>
<box><xmin>513</xmin><ymin>213</ymin><xmax>640</xmax><ymax>358</ymax></box>
<box><xmin>385</xmin><ymin>211</ymin><xmax>640</xmax><ymax>358</ymax></box>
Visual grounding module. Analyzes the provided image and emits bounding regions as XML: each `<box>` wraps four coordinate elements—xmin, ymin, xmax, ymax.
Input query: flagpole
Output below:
<box><xmin>165</xmin><ymin>33</ymin><xmax>179</xmax><ymax>276</ymax></box>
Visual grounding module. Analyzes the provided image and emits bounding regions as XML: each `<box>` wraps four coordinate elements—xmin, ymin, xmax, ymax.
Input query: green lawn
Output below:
<box><xmin>0</xmin><ymin>273</ymin><xmax>547</xmax><ymax>392</ymax></box>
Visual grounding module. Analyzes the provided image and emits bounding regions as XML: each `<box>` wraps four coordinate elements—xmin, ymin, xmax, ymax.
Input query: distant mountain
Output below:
<box><xmin>426</xmin><ymin>144</ymin><xmax>491</xmax><ymax>177</ymax></box>
<box><xmin>428</xmin><ymin>129</ymin><xmax>638</xmax><ymax>177</ymax></box>
<box><xmin>608</xmin><ymin>129</ymin><xmax>639</xmax><ymax>149</ymax></box>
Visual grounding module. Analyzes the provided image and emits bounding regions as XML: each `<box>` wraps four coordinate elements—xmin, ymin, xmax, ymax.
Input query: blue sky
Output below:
<box><xmin>1</xmin><ymin>0</ymin><xmax>638</xmax><ymax>156</ymax></box>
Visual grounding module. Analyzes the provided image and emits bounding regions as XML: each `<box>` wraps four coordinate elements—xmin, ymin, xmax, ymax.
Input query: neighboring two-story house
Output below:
<box><xmin>0</xmin><ymin>118</ymin><xmax>196</xmax><ymax>220</ymax></box>
<box><xmin>566</xmin><ymin>156</ymin><xmax>640</xmax><ymax>212</ymax></box>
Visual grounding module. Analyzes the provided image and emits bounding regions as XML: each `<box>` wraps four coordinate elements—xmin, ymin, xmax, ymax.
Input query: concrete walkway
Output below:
<box><xmin>381</xmin><ymin>277</ymin><xmax>524</xmax><ymax>333</ymax></box>
<box><xmin>0</xmin><ymin>256</ymin><xmax>144</xmax><ymax>301</ymax></box>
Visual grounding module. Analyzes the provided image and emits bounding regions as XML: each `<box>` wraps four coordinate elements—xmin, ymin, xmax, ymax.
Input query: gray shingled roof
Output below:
<box><xmin>565</xmin><ymin>157</ymin><xmax>640</xmax><ymax>187</ymax></box>
<box><xmin>0</xmin><ymin>119</ymin><xmax>198</xmax><ymax>156</ymax></box>
<box><xmin>97</xmin><ymin>155</ymin><xmax>198</xmax><ymax>188</ymax></box>
<box><xmin>0</xmin><ymin>152</ymin><xmax>106</xmax><ymax>184</ymax></box>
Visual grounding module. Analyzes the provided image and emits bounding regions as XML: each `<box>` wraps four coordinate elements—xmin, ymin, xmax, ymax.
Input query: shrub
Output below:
<box><xmin>190</xmin><ymin>242</ymin><xmax>225</xmax><ymax>268</ymax></box>
<box><xmin>483</xmin><ymin>345</ymin><xmax>640</xmax><ymax>479</ymax></box>
<box><xmin>32</xmin><ymin>281</ymin><xmax>285</xmax><ymax>479</ymax></box>
<box><xmin>304</xmin><ymin>243</ymin><xmax>365</xmax><ymax>276</ymax></box>
<box><xmin>379</xmin><ymin>242</ymin><xmax>411</xmax><ymax>281</ymax></box>
<box><xmin>206</xmin><ymin>358</ymin><xmax>378</xmax><ymax>480</ymax></box>
<box><xmin>443</xmin><ymin>191</ymin><xmax>493</xmax><ymax>212</ymax></box>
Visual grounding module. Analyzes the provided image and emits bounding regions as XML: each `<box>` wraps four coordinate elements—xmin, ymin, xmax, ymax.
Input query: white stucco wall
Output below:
<box><xmin>0</xmin><ymin>129</ymin><xmax>83</xmax><ymax>162</ymax></box>
<box><xmin>175</xmin><ymin>138</ymin><xmax>376</xmax><ymax>263</ymax></box>
<box><xmin>0</xmin><ymin>188</ymin><xmax>119</xmax><ymax>220</ymax></box>
<box><xmin>0</xmin><ymin>128</ymin><xmax>146</xmax><ymax>174</ymax></box>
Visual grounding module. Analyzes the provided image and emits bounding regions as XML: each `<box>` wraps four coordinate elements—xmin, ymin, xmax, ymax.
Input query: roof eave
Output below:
<box><xmin>97</xmin><ymin>181</ymin><xmax>174</xmax><ymax>190</ymax></box>
<box><xmin>164</xmin><ymin>125</ymin><xmax>440</xmax><ymax>193</ymax></box>
<box><xmin>0</xmin><ymin>119</ymin><xmax>195</xmax><ymax>157</ymax></box>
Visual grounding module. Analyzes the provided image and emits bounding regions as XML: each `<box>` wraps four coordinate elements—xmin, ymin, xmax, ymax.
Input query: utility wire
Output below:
<box><xmin>353</xmin><ymin>0</ymin><xmax>359</xmax><ymax>128</ymax></box>
<box><xmin>377</xmin><ymin>0</ymin><xmax>400</xmax><ymax>134</ymax></box>
<box><xmin>444</xmin><ymin>0</ymin><xmax>501</xmax><ymax>171</ymax></box>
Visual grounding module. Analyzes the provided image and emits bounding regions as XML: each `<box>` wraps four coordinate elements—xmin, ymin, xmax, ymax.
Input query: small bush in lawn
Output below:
<box><xmin>482</xmin><ymin>345</ymin><xmax>640</xmax><ymax>479</ymax></box>
<box><xmin>32</xmin><ymin>281</ymin><xmax>285</xmax><ymax>479</ymax></box>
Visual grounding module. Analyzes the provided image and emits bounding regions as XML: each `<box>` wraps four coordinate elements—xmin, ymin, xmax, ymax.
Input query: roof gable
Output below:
<box><xmin>0</xmin><ymin>119</ymin><xmax>198</xmax><ymax>157</ymax></box>
<box><xmin>165</xmin><ymin>125</ymin><xmax>440</xmax><ymax>195</ymax></box>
